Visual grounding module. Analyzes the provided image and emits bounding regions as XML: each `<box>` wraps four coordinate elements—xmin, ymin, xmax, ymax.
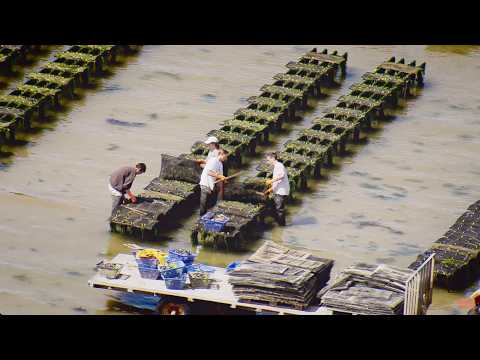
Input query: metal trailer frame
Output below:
<box><xmin>404</xmin><ymin>254</ymin><xmax>435</xmax><ymax>315</ymax></box>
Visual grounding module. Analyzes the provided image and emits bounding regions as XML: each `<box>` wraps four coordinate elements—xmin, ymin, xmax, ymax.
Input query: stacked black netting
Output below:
<box><xmin>318</xmin><ymin>263</ymin><xmax>414</xmax><ymax>315</ymax></box>
<box><xmin>228</xmin><ymin>241</ymin><xmax>334</xmax><ymax>309</ymax></box>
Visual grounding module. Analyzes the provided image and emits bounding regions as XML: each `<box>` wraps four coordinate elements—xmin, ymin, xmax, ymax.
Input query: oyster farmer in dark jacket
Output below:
<box><xmin>108</xmin><ymin>163</ymin><xmax>146</xmax><ymax>215</ymax></box>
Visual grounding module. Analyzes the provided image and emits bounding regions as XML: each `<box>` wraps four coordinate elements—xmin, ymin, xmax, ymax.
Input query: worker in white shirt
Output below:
<box><xmin>196</xmin><ymin>136</ymin><xmax>220</xmax><ymax>169</ymax></box>
<box><xmin>199</xmin><ymin>148</ymin><xmax>229</xmax><ymax>216</ymax></box>
<box><xmin>264</xmin><ymin>152</ymin><xmax>290</xmax><ymax>226</ymax></box>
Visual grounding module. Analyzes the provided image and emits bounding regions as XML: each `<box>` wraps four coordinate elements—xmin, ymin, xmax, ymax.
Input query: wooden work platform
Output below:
<box><xmin>88</xmin><ymin>254</ymin><xmax>332</xmax><ymax>315</ymax></box>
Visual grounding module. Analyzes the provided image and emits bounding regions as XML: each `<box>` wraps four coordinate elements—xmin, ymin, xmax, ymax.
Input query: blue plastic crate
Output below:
<box><xmin>186</xmin><ymin>263</ymin><xmax>216</xmax><ymax>273</ymax></box>
<box><xmin>200</xmin><ymin>212</ymin><xmax>230</xmax><ymax>233</ymax></box>
<box><xmin>168</xmin><ymin>249</ymin><xmax>197</xmax><ymax>266</ymax></box>
<box><xmin>134</xmin><ymin>253</ymin><xmax>158</xmax><ymax>269</ymax></box>
<box><xmin>138</xmin><ymin>266</ymin><xmax>161</xmax><ymax>280</ymax></box>
<box><xmin>159</xmin><ymin>260</ymin><xmax>185</xmax><ymax>279</ymax></box>
<box><xmin>201</xmin><ymin>211</ymin><xmax>214</xmax><ymax>220</ymax></box>
<box><xmin>164</xmin><ymin>274</ymin><xmax>187</xmax><ymax>290</ymax></box>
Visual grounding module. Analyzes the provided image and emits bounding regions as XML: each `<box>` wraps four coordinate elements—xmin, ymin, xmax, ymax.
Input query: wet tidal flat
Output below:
<box><xmin>1</xmin><ymin>45</ymin><xmax>479</xmax><ymax>314</ymax></box>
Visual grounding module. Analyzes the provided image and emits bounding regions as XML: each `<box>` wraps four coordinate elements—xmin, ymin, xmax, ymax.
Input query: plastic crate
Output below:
<box><xmin>186</xmin><ymin>263</ymin><xmax>216</xmax><ymax>273</ymax></box>
<box><xmin>97</xmin><ymin>261</ymin><xmax>123</xmax><ymax>279</ymax></box>
<box><xmin>134</xmin><ymin>254</ymin><xmax>158</xmax><ymax>269</ymax></box>
<box><xmin>164</xmin><ymin>274</ymin><xmax>187</xmax><ymax>290</ymax></box>
<box><xmin>200</xmin><ymin>212</ymin><xmax>230</xmax><ymax>233</ymax></box>
<box><xmin>188</xmin><ymin>272</ymin><xmax>212</xmax><ymax>289</ymax></box>
<box><xmin>138</xmin><ymin>266</ymin><xmax>161</xmax><ymax>280</ymax></box>
<box><xmin>159</xmin><ymin>260</ymin><xmax>185</xmax><ymax>279</ymax></box>
<box><xmin>168</xmin><ymin>249</ymin><xmax>197</xmax><ymax>266</ymax></box>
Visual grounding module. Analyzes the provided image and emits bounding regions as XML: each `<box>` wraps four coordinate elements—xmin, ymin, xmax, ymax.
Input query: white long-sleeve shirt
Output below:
<box><xmin>272</xmin><ymin>161</ymin><xmax>290</xmax><ymax>196</ymax></box>
<box><xmin>207</xmin><ymin>149</ymin><xmax>220</xmax><ymax>160</ymax></box>
<box><xmin>199</xmin><ymin>157</ymin><xmax>223</xmax><ymax>191</ymax></box>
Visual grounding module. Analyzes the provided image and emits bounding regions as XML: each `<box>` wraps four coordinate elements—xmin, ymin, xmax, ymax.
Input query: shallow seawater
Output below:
<box><xmin>0</xmin><ymin>45</ymin><xmax>479</xmax><ymax>315</ymax></box>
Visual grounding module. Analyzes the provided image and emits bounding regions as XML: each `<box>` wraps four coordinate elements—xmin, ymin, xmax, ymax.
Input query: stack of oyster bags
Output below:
<box><xmin>228</xmin><ymin>241</ymin><xmax>334</xmax><ymax>310</ymax></box>
<box><xmin>318</xmin><ymin>263</ymin><xmax>414</xmax><ymax>315</ymax></box>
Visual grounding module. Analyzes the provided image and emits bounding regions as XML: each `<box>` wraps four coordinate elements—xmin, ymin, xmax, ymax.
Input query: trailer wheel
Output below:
<box><xmin>156</xmin><ymin>297</ymin><xmax>191</xmax><ymax>315</ymax></box>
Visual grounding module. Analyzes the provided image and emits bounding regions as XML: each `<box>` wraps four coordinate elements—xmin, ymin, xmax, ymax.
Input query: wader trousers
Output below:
<box><xmin>273</xmin><ymin>194</ymin><xmax>287</xmax><ymax>226</ymax></box>
<box><xmin>111</xmin><ymin>195</ymin><xmax>124</xmax><ymax>216</ymax></box>
<box><xmin>200</xmin><ymin>185</ymin><xmax>218</xmax><ymax>216</ymax></box>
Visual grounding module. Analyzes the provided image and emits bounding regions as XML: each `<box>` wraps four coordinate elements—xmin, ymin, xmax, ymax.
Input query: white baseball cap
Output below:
<box><xmin>204</xmin><ymin>136</ymin><xmax>219</xmax><ymax>144</ymax></box>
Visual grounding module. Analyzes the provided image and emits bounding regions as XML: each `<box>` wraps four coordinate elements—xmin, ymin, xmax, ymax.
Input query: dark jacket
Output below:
<box><xmin>109</xmin><ymin>166</ymin><xmax>136</xmax><ymax>194</ymax></box>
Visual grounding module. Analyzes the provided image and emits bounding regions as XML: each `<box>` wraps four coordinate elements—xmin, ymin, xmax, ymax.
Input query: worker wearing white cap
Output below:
<box><xmin>196</xmin><ymin>136</ymin><xmax>220</xmax><ymax>169</ymax></box>
<box><xmin>199</xmin><ymin>148</ymin><xmax>228</xmax><ymax>216</ymax></box>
